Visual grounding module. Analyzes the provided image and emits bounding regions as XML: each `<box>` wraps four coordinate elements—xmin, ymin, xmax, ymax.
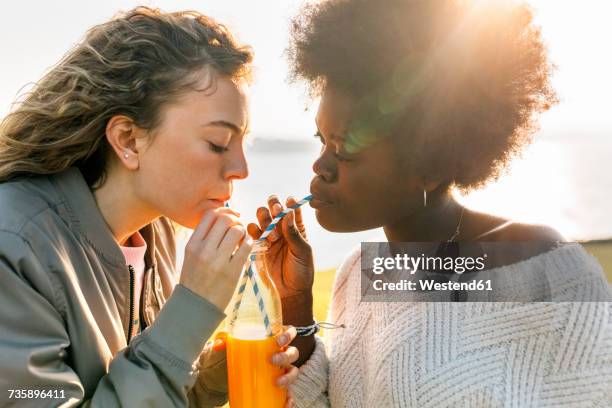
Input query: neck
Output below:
<box><xmin>92</xmin><ymin>167</ymin><xmax>160</xmax><ymax>246</ymax></box>
<box><xmin>383</xmin><ymin>189</ymin><xmax>465</xmax><ymax>242</ymax></box>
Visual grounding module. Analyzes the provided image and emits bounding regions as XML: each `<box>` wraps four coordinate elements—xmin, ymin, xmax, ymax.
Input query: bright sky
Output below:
<box><xmin>1</xmin><ymin>0</ymin><xmax>611</xmax><ymax>140</ymax></box>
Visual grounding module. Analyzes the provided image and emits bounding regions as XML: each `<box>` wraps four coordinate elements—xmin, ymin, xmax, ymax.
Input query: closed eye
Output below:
<box><xmin>334</xmin><ymin>151</ymin><xmax>352</xmax><ymax>162</ymax></box>
<box><xmin>315</xmin><ymin>131</ymin><xmax>353</xmax><ymax>162</ymax></box>
<box><xmin>314</xmin><ymin>130</ymin><xmax>325</xmax><ymax>145</ymax></box>
<box><xmin>208</xmin><ymin>142</ymin><xmax>229</xmax><ymax>153</ymax></box>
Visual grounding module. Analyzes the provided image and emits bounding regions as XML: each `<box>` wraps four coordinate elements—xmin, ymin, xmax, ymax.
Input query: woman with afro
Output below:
<box><xmin>249</xmin><ymin>0</ymin><xmax>612</xmax><ymax>406</ymax></box>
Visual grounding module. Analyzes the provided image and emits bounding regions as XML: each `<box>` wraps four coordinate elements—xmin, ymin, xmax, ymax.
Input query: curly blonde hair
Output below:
<box><xmin>0</xmin><ymin>7</ymin><xmax>252</xmax><ymax>188</ymax></box>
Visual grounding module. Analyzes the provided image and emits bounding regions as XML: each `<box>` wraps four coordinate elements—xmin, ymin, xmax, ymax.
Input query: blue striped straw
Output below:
<box><xmin>228</xmin><ymin>255</ymin><xmax>252</xmax><ymax>325</ymax></box>
<box><xmin>228</xmin><ymin>194</ymin><xmax>313</xmax><ymax>335</ymax></box>
<box><xmin>258</xmin><ymin>194</ymin><xmax>312</xmax><ymax>241</ymax></box>
<box><xmin>227</xmin><ymin>254</ymin><xmax>273</xmax><ymax>336</ymax></box>
<box><xmin>246</xmin><ymin>256</ymin><xmax>273</xmax><ymax>336</ymax></box>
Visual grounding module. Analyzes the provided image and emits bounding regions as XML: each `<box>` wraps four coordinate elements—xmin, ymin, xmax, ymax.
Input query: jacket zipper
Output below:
<box><xmin>127</xmin><ymin>264</ymin><xmax>136</xmax><ymax>344</ymax></box>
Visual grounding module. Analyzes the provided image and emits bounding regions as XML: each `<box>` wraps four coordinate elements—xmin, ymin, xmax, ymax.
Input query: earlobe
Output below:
<box><xmin>105</xmin><ymin>115</ymin><xmax>139</xmax><ymax>170</ymax></box>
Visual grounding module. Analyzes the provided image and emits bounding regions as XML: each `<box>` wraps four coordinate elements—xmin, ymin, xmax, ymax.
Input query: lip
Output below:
<box><xmin>207</xmin><ymin>198</ymin><xmax>227</xmax><ymax>207</ymax></box>
<box><xmin>310</xmin><ymin>180</ymin><xmax>334</xmax><ymax>208</ymax></box>
<box><xmin>310</xmin><ymin>198</ymin><xmax>333</xmax><ymax>209</ymax></box>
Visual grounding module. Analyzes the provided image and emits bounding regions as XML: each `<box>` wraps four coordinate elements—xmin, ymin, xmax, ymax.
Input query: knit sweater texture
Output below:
<box><xmin>290</xmin><ymin>243</ymin><xmax>612</xmax><ymax>407</ymax></box>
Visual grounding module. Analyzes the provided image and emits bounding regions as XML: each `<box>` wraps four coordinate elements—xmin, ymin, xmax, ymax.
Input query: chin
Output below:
<box><xmin>316</xmin><ymin>207</ymin><xmax>386</xmax><ymax>233</ymax></box>
<box><xmin>315</xmin><ymin>209</ymin><xmax>363</xmax><ymax>233</ymax></box>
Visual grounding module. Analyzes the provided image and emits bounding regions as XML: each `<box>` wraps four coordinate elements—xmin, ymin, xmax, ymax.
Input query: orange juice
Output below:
<box><xmin>226</xmin><ymin>241</ymin><xmax>286</xmax><ymax>407</ymax></box>
<box><xmin>227</xmin><ymin>326</ymin><xmax>287</xmax><ymax>408</ymax></box>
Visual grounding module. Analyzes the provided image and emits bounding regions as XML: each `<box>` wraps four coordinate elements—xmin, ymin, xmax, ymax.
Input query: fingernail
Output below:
<box><xmin>272</xmin><ymin>355</ymin><xmax>282</xmax><ymax>365</ymax></box>
<box><xmin>277</xmin><ymin>376</ymin><xmax>288</xmax><ymax>386</ymax></box>
<box><xmin>278</xmin><ymin>334</ymin><xmax>288</xmax><ymax>345</ymax></box>
<box><xmin>273</xmin><ymin>203</ymin><xmax>282</xmax><ymax>215</ymax></box>
<box><xmin>212</xmin><ymin>339</ymin><xmax>226</xmax><ymax>351</ymax></box>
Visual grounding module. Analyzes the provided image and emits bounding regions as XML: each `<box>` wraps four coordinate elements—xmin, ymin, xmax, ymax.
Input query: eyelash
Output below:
<box><xmin>334</xmin><ymin>152</ymin><xmax>351</xmax><ymax>162</ymax></box>
<box><xmin>208</xmin><ymin>142</ymin><xmax>229</xmax><ymax>153</ymax></box>
<box><xmin>314</xmin><ymin>132</ymin><xmax>351</xmax><ymax>162</ymax></box>
<box><xmin>314</xmin><ymin>131</ymin><xmax>325</xmax><ymax>145</ymax></box>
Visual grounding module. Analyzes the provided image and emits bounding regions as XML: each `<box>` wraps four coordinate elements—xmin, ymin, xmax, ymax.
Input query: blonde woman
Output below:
<box><xmin>0</xmin><ymin>7</ymin><xmax>298</xmax><ymax>407</ymax></box>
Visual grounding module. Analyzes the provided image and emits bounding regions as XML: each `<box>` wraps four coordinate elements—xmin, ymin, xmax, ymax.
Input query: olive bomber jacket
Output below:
<box><xmin>0</xmin><ymin>167</ymin><xmax>228</xmax><ymax>407</ymax></box>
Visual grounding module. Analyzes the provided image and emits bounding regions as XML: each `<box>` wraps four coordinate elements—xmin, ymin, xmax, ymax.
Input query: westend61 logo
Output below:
<box><xmin>369</xmin><ymin>251</ymin><xmax>492</xmax><ymax>293</ymax></box>
<box><xmin>361</xmin><ymin>242</ymin><xmax>498</xmax><ymax>302</ymax></box>
<box><xmin>361</xmin><ymin>241</ymin><xmax>611</xmax><ymax>302</ymax></box>
<box><xmin>372</xmin><ymin>253</ymin><xmax>488</xmax><ymax>275</ymax></box>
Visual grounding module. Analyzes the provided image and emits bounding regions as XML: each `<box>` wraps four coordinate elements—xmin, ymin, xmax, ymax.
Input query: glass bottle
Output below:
<box><xmin>226</xmin><ymin>239</ymin><xmax>286</xmax><ymax>408</ymax></box>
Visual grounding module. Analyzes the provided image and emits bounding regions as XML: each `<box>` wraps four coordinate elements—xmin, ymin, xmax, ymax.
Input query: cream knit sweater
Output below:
<box><xmin>290</xmin><ymin>243</ymin><xmax>612</xmax><ymax>407</ymax></box>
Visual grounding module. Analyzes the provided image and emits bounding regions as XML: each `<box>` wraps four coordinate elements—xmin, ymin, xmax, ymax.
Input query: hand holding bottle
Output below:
<box><xmin>248</xmin><ymin>195</ymin><xmax>316</xmax><ymax>367</ymax></box>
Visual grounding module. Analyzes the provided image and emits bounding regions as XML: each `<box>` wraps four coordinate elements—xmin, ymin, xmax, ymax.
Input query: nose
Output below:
<box><xmin>312</xmin><ymin>147</ymin><xmax>336</xmax><ymax>183</ymax></box>
<box><xmin>224</xmin><ymin>146</ymin><xmax>249</xmax><ymax>181</ymax></box>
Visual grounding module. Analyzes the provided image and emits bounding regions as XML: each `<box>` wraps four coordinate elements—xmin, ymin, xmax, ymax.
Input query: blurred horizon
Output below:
<box><xmin>1</xmin><ymin>0</ymin><xmax>612</xmax><ymax>139</ymax></box>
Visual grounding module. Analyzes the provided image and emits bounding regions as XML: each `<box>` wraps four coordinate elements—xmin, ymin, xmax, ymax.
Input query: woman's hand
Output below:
<box><xmin>272</xmin><ymin>326</ymin><xmax>300</xmax><ymax>391</ymax></box>
<box><xmin>247</xmin><ymin>196</ymin><xmax>315</xmax><ymax>325</ymax></box>
<box><xmin>248</xmin><ymin>196</ymin><xmax>316</xmax><ymax>367</ymax></box>
<box><xmin>180</xmin><ymin>207</ymin><xmax>252</xmax><ymax>310</ymax></box>
<box><xmin>211</xmin><ymin>326</ymin><xmax>300</xmax><ymax>408</ymax></box>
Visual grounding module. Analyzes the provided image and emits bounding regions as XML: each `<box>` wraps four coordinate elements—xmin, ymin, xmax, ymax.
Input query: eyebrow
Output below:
<box><xmin>316</xmin><ymin>127</ymin><xmax>345</xmax><ymax>143</ymax></box>
<box><xmin>203</xmin><ymin>120</ymin><xmax>248</xmax><ymax>135</ymax></box>
<box><xmin>315</xmin><ymin>118</ymin><xmax>345</xmax><ymax>140</ymax></box>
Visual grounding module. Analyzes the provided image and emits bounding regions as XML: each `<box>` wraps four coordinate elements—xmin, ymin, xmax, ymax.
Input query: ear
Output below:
<box><xmin>419</xmin><ymin>178</ymin><xmax>448</xmax><ymax>206</ymax></box>
<box><xmin>105</xmin><ymin>115</ymin><xmax>141</xmax><ymax>171</ymax></box>
<box><xmin>423</xmin><ymin>180</ymin><xmax>442</xmax><ymax>193</ymax></box>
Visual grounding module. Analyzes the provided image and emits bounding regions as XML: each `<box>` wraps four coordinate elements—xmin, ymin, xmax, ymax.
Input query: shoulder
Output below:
<box><xmin>497</xmin><ymin>222</ymin><xmax>566</xmax><ymax>242</ymax></box>
<box><xmin>0</xmin><ymin>228</ymin><xmax>54</xmax><ymax>289</ymax></box>
<box><xmin>0</xmin><ymin>175</ymin><xmax>64</xmax><ymax>234</ymax></box>
<box><xmin>0</xmin><ymin>176</ymin><xmax>81</xmax><ymax>275</ymax></box>
<box><xmin>468</xmin><ymin>208</ymin><xmax>565</xmax><ymax>242</ymax></box>
<box><xmin>469</xmin><ymin>211</ymin><xmax>566</xmax><ymax>265</ymax></box>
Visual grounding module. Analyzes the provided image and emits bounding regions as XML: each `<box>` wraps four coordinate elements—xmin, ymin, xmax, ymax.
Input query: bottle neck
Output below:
<box><xmin>251</xmin><ymin>239</ymin><xmax>270</xmax><ymax>254</ymax></box>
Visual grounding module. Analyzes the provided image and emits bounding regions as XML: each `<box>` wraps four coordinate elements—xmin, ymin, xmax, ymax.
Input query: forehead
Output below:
<box><xmin>316</xmin><ymin>87</ymin><xmax>356</xmax><ymax>137</ymax></box>
<box><xmin>162</xmin><ymin>73</ymin><xmax>249</xmax><ymax>131</ymax></box>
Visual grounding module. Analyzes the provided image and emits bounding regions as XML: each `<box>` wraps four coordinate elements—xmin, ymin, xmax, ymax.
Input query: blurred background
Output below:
<box><xmin>1</xmin><ymin>0</ymin><xmax>610</xmax><ymax>275</ymax></box>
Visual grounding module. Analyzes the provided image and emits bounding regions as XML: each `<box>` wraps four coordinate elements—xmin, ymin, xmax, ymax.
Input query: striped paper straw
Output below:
<box><xmin>258</xmin><ymin>194</ymin><xmax>313</xmax><ymax>241</ymax></box>
<box><xmin>228</xmin><ymin>194</ymin><xmax>313</xmax><ymax>335</ymax></box>
<box><xmin>246</xmin><ymin>258</ymin><xmax>273</xmax><ymax>336</ymax></box>
<box><xmin>227</xmin><ymin>255</ymin><xmax>253</xmax><ymax>326</ymax></box>
<box><xmin>227</xmin><ymin>254</ymin><xmax>273</xmax><ymax>337</ymax></box>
